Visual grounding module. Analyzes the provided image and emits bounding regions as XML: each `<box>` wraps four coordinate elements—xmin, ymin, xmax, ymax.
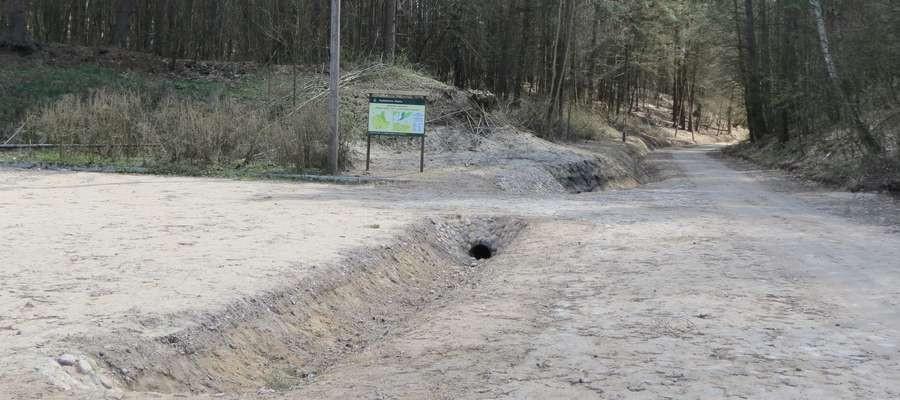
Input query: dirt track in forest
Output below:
<box><xmin>3</xmin><ymin>145</ymin><xmax>900</xmax><ymax>399</ymax></box>
<box><xmin>248</xmin><ymin>146</ymin><xmax>900</xmax><ymax>400</ymax></box>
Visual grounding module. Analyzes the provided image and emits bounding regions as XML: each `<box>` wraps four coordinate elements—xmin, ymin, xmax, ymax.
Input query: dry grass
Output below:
<box><xmin>499</xmin><ymin>98</ymin><xmax>688</xmax><ymax>147</ymax></box>
<box><xmin>499</xmin><ymin>99</ymin><xmax>617</xmax><ymax>141</ymax></box>
<box><xmin>25</xmin><ymin>91</ymin><xmax>145</xmax><ymax>154</ymax></box>
<box><xmin>725</xmin><ymin>132</ymin><xmax>900</xmax><ymax>192</ymax></box>
<box><xmin>24</xmin><ymin>89</ymin><xmax>348</xmax><ymax>172</ymax></box>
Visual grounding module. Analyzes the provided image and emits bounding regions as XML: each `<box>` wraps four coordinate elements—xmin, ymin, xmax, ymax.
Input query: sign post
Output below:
<box><xmin>366</xmin><ymin>91</ymin><xmax>428</xmax><ymax>173</ymax></box>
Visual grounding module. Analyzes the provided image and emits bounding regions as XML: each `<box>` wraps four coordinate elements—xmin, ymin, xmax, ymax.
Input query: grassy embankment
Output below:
<box><xmin>1</xmin><ymin>47</ymin><xmax>697</xmax><ymax>179</ymax></box>
<box><xmin>0</xmin><ymin>53</ymin><xmax>354</xmax><ymax>176</ymax></box>
<box><xmin>725</xmin><ymin>136</ymin><xmax>900</xmax><ymax>193</ymax></box>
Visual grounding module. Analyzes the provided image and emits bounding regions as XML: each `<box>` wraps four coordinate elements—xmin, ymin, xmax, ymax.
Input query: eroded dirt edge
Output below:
<box><xmin>56</xmin><ymin>216</ymin><xmax>526</xmax><ymax>396</ymax></box>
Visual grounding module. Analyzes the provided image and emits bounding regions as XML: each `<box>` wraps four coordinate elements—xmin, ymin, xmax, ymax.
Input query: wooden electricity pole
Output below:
<box><xmin>328</xmin><ymin>0</ymin><xmax>341</xmax><ymax>175</ymax></box>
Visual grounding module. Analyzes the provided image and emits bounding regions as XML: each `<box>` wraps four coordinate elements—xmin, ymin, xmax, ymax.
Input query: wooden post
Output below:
<box><xmin>327</xmin><ymin>0</ymin><xmax>341</xmax><ymax>175</ymax></box>
<box><xmin>366</xmin><ymin>134</ymin><xmax>372</xmax><ymax>172</ymax></box>
<box><xmin>420</xmin><ymin>135</ymin><xmax>425</xmax><ymax>173</ymax></box>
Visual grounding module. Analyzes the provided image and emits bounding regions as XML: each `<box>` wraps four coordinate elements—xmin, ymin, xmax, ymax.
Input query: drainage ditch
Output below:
<box><xmin>546</xmin><ymin>159</ymin><xmax>607</xmax><ymax>193</ymax></box>
<box><xmin>69</xmin><ymin>216</ymin><xmax>525</xmax><ymax>395</ymax></box>
<box><xmin>543</xmin><ymin>146</ymin><xmax>651</xmax><ymax>194</ymax></box>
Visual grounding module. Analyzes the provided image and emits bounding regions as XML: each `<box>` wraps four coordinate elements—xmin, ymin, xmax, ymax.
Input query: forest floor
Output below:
<box><xmin>0</xmin><ymin>44</ymin><xmax>743</xmax><ymax>180</ymax></box>
<box><xmin>4</xmin><ymin>138</ymin><xmax>900</xmax><ymax>399</ymax></box>
<box><xmin>723</xmin><ymin>139</ymin><xmax>900</xmax><ymax>194</ymax></box>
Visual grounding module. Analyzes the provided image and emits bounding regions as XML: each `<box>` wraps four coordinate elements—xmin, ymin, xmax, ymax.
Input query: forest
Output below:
<box><xmin>1</xmin><ymin>0</ymin><xmax>898</xmax><ymax>185</ymax></box>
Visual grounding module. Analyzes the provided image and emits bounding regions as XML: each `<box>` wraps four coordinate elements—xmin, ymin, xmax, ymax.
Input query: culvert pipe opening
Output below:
<box><xmin>469</xmin><ymin>243</ymin><xmax>493</xmax><ymax>260</ymax></box>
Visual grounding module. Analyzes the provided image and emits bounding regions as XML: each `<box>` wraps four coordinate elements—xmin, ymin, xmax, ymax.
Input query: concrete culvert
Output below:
<box><xmin>469</xmin><ymin>243</ymin><xmax>493</xmax><ymax>260</ymax></box>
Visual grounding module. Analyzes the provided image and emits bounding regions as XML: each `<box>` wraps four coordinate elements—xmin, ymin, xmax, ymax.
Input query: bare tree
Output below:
<box><xmin>1</xmin><ymin>0</ymin><xmax>36</xmax><ymax>52</ymax></box>
<box><xmin>739</xmin><ymin>0</ymin><xmax>769</xmax><ymax>141</ymax></box>
<box><xmin>111</xmin><ymin>0</ymin><xmax>137</xmax><ymax>48</ymax></box>
<box><xmin>545</xmin><ymin>0</ymin><xmax>575</xmax><ymax>127</ymax></box>
<box><xmin>382</xmin><ymin>0</ymin><xmax>396</xmax><ymax>61</ymax></box>
<box><xmin>809</xmin><ymin>0</ymin><xmax>881</xmax><ymax>152</ymax></box>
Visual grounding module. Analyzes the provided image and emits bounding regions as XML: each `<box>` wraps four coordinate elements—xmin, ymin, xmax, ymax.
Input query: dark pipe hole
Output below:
<box><xmin>469</xmin><ymin>243</ymin><xmax>493</xmax><ymax>260</ymax></box>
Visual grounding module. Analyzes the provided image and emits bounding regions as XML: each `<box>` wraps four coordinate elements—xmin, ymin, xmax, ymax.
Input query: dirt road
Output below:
<box><xmin>274</xmin><ymin>146</ymin><xmax>900</xmax><ymax>399</ymax></box>
<box><xmin>3</xmin><ymin>145</ymin><xmax>900</xmax><ymax>399</ymax></box>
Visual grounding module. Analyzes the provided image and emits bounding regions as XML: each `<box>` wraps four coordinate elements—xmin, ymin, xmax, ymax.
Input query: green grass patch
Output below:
<box><xmin>158</xmin><ymin>78</ymin><xmax>230</xmax><ymax>100</ymax></box>
<box><xmin>0</xmin><ymin>64</ymin><xmax>145</xmax><ymax>132</ymax></box>
<box><xmin>0</xmin><ymin>148</ymin><xmax>325</xmax><ymax>179</ymax></box>
<box><xmin>0</xmin><ymin>148</ymin><xmax>149</xmax><ymax>170</ymax></box>
<box><xmin>0</xmin><ymin>62</ymin><xmax>241</xmax><ymax>135</ymax></box>
<box><xmin>1</xmin><ymin>59</ymin><xmax>426</xmax><ymax>175</ymax></box>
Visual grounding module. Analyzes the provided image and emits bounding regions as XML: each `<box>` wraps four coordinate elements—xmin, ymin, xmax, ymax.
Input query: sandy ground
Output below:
<box><xmin>276</xmin><ymin>147</ymin><xmax>900</xmax><ymax>399</ymax></box>
<box><xmin>0</xmin><ymin>171</ymin><xmax>420</xmax><ymax>397</ymax></box>
<box><xmin>347</xmin><ymin>125</ymin><xmax>656</xmax><ymax>194</ymax></box>
<box><xmin>2</xmin><ymin>145</ymin><xmax>900</xmax><ymax>399</ymax></box>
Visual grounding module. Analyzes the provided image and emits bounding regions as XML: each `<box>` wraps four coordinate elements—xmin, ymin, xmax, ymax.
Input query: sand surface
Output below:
<box><xmin>2</xmin><ymin>145</ymin><xmax>900</xmax><ymax>399</ymax></box>
<box><xmin>0</xmin><ymin>171</ymin><xmax>415</xmax><ymax>383</ymax></box>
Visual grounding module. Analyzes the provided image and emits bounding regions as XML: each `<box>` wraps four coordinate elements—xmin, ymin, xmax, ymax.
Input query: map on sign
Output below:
<box><xmin>368</xmin><ymin>97</ymin><xmax>426</xmax><ymax>136</ymax></box>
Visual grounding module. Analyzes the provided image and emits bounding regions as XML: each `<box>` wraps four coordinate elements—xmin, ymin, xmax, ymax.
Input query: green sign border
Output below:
<box><xmin>367</xmin><ymin>96</ymin><xmax>427</xmax><ymax>136</ymax></box>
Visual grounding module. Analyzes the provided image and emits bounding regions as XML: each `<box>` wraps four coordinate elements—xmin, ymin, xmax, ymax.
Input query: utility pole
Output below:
<box><xmin>327</xmin><ymin>0</ymin><xmax>341</xmax><ymax>175</ymax></box>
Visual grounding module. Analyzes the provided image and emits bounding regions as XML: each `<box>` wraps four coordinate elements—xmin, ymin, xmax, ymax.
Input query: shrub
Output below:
<box><xmin>25</xmin><ymin>90</ymin><xmax>145</xmax><ymax>156</ymax></box>
<box><xmin>25</xmin><ymin>89</ymin><xmax>349</xmax><ymax>173</ymax></box>
<box><xmin>500</xmin><ymin>98</ymin><xmax>615</xmax><ymax>141</ymax></box>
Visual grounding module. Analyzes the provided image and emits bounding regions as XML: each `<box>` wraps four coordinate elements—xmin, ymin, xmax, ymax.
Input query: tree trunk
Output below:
<box><xmin>166</xmin><ymin>0</ymin><xmax>178</xmax><ymax>69</ymax></box>
<box><xmin>759</xmin><ymin>0</ymin><xmax>772</xmax><ymax>127</ymax></box>
<box><xmin>586</xmin><ymin>2</ymin><xmax>600</xmax><ymax>103</ymax></box>
<box><xmin>679</xmin><ymin>67</ymin><xmax>687</xmax><ymax>129</ymax></box>
<box><xmin>112</xmin><ymin>0</ymin><xmax>136</xmax><ymax>48</ymax></box>
<box><xmin>367</xmin><ymin>0</ymin><xmax>378</xmax><ymax>52</ymax></box>
<box><xmin>808</xmin><ymin>0</ymin><xmax>881</xmax><ymax>152</ymax></box>
<box><xmin>688</xmin><ymin>65</ymin><xmax>699</xmax><ymax>133</ymax></box>
<box><xmin>1</xmin><ymin>0</ymin><xmax>37</xmax><ymax>51</ymax></box>
<box><xmin>672</xmin><ymin>70</ymin><xmax>679</xmax><ymax>128</ymax></box>
<box><xmin>496</xmin><ymin>1</ymin><xmax>515</xmax><ymax>97</ymax></box>
<box><xmin>727</xmin><ymin>86</ymin><xmax>735</xmax><ymax>135</ymax></box>
<box><xmin>514</xmin><ymin>0</ymin><xmax>532</xmax><ymax>99</ymax></box>
<box><xmin>671</xmin><ymin>29</ymin><xmax>681</xmax><ymax>129</ymax></box>
<box><xmin>740</xmin><ymin>0</ymin><xmax>769</xmax><ymax>142</ymax></box>
<box><xmin>776</xmin><ymin>0</ymin><xmax>798</xmax><ymax>143</ymax></box>
<box><xmin>310</xmin><ymin>0</ymin><xmax>323</xmax><ymax>63</ymax></box>
<box><xmin>620</xmin><ymin>44</ymin><xmax>630</xmax><ymax>116</ymax></box>
<box><xmin>557</xmin><ymin>0</ymin><xmax>576</xmax><ymax>121</ymax></box>
<box><xmin>382</xmin><ymin>0</ymin><xmax>396</xmax><ymax>61</ymax></box>
<box><xmin>545</xmin><ymin>0</ymin><xmax>565</xmax><ymax>123</ymax></box>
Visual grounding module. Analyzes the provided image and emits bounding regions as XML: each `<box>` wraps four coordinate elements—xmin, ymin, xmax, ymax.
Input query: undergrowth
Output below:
<box><xmin>19</xmin><ymin>89</ymin><xmax>350</xmax><ymax>174</ymax></box>
<box><xmin>725</xmin><ymin>136</ymin><xmax>900</xmax><ymax>192</ymax></box>
<box><xmin>500</xmin><ymin>99</ymin><xmax>618</xmax><ymax>141</ymax></box>
<box><xmin>499</xmin><ymin>98</ymin><xmax>679</xmax><ymax>148</ymax></box>
<box><xmin>1</xmin><ymin>61</ymin><xmax>424</xmax><ymax>174</ymax></box>
<box><xmin>0</xmin><ymin>62</ymin><xmax>239</xmax><ymax>134</ymax></box>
